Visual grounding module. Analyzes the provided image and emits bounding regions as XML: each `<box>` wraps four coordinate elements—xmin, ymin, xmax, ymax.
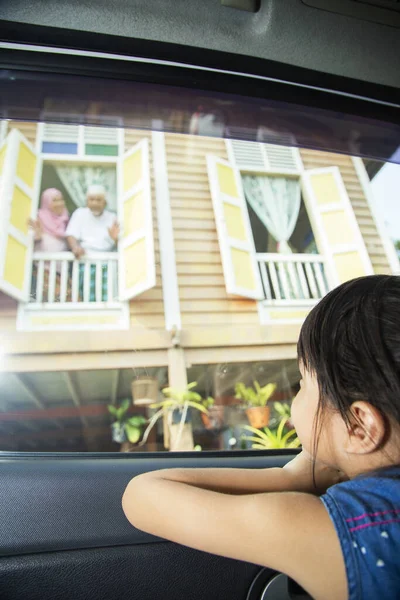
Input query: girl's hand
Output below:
<box><xmin>283</xmin><ymin>450</ymin><xmax>348</xmax><ymax>495</ymax></box>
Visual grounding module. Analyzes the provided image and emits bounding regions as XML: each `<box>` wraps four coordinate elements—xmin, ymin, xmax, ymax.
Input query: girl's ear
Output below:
<box><xmin>344</xmin><ymin>401</ymin><xmax>386</xmax><ymax>455</ymax></box>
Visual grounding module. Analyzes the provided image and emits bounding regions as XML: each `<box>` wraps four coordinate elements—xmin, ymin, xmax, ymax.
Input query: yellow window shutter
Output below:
<box><xmin>207</xmin><ymin>155</ymin><xmax>263</xmax><ymax>300</ymax></box>
<box><xmin>302</xmin><ymin>167</ymin><xmax>373</xmax><ymax>287</ymax></box>
<box><xmin>0</xmin><ymin>129</ymin><xmax>42</xmax><ymax>302</ymax></box>
<box><xmin>117</xmin><ymin>139</ymin><xmax>156</xmax><ymax>301</ymax></box>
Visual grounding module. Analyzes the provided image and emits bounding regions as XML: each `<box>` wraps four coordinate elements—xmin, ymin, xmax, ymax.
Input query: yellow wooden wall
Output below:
<box><xmin>0</xmin><ymin>123</ymin><xmax>392</xmax><ymax>344</ymax></box>
<box><xmin>300</xmin><ymin>149</ymin><xmax>391</xmax><ymax>275</ymax></box>
<box><xmin>164</xmin><ymin>133</ymin><xmax>259</xmax><ymax>328</ymax></box>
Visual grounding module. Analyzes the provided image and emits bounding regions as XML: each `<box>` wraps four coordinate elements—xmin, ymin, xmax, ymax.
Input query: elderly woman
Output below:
<box><xmin>66</xmin><ymin>184</ymin><xmax>119</xmax><ymax>302</ymax></box>
<box><xmin>30</xmin><ymin>188</ymin><xmax>69</xmax><ymax>252</ymax></box>
<box><xmin>29</xmin><ymin>188</ymin><xmax>70</xmax><ymax>301</ymax></box>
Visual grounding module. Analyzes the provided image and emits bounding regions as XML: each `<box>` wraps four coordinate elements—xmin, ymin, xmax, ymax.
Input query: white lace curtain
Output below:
<box><xmin>55</xmin><ymin>165</ymin><xmax>117</xmax><ymax>211</ymax></box>
<box><xmin>242</xmin><ymin>175</ymin><xmax>301</xmax><ymax>253</ymax></box>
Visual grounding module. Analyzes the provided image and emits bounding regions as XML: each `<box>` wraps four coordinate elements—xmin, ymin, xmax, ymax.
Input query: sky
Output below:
<box><xmin>370</xmin><ymin>148</ymin><xmax>400</xmax><ymax>243</ymax></box>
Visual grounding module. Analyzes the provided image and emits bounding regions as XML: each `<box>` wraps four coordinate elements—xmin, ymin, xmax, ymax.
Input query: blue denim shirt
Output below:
<box><xmin>320</xmin><ymin>465</ymin><xmax>400</xmax><ymax>600</ymax></box>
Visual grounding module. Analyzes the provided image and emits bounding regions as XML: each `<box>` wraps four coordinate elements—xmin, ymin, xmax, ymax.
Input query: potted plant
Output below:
<box><xmin>140</xmin><ymin>382</ymin><xmax>210</xmax><ymax>451</ymax></box>
<box><xmin>234</xmin><ymin>381</ymin><xmax>276</xmax><ymax>429</ymax></box>
<box><xmin>200</xmin><ymin>396</ymin><xmax>225</xmax><ymax>430</ymax></box>
<box><xmin>241</xmin><ymin>416</ymin><xmax>301</xmax><ymax>450</ymax></box>
<box><xmin>108</xmin><ymin>399</ymin><xmax>147</xmax><ymax>451</ymax></box>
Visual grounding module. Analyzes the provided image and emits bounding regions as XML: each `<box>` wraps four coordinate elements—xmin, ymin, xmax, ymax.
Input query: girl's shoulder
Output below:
<box><xmin>321</xmin><ymin>465</ymin><xmax>400</xmax><ymax>600</ymax></box>
<box><xmin>322</xmin><ymin>464</ymin><xmax>400</xmax><ymax>519</ymax></box>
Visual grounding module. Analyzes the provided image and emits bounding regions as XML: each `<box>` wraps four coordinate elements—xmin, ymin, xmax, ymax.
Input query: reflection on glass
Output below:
<box><xmin>0</xmin><ymin>118</ymin><xmax>398</xmax><ymax>453</ymax></box>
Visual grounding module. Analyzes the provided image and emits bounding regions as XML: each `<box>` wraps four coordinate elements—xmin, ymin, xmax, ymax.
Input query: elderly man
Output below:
<box><xmin>66</xmin><ymin>184</ymin><xmax>119</xmax><ymax>301</ymax></box>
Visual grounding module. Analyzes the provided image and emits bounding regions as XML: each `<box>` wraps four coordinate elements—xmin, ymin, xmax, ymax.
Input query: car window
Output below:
<box><xmin>0</xmin><ymin>66</ymin><xmax>399</xmax><ymax>454</ymax></box>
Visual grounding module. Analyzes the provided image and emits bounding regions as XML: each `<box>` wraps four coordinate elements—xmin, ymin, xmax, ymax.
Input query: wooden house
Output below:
<box><xmin>0</xmin><ymin>120</ymin><xmax>397</xmax><ymax>451</ymax></box>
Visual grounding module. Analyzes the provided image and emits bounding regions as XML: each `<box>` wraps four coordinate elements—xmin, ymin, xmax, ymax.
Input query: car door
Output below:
<box><xmin>0</xmin><ymin>2</ymin><xmax>399</xmax><ymax>600</ymax></box>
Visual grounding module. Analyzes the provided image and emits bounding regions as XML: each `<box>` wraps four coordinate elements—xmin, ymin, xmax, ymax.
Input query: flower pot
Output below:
<box><xmin>201</xmin><ymin>405</ymin><xmax>225</xmax><ymax>430</ymax></box>
<box><xmin>171</xmin><ymin>407</ymin><xmax>192</xmax><ymax>424</ymax></box>
<box><xmin>246</xmin><ymin>406</ymin><xmax>270</xmax><ymax>429</ymax></box>
<box><xmin>169</xmin><ymin>423</ymin><xmax>194</xmax><ymax>451</ymax></box>
<box><xmin>111</xmin><ymin>422</ymin><xmax>126</xmax><ymax>443</ymax></box>
<box><xmin>131</xmin><ymin>377</ymin><xmax>159</xmax><ymax>406</ymax></box>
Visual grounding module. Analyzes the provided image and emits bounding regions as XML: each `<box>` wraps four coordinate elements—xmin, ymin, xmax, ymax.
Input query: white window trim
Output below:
<box><xmin>225</xmin><ymin>139</ymin><xmax>302</xmax><ymax>176</ymax></box>
<box><xmin>17</xmin><ymin>301</ymin><xmax>129</xmax><ymax>331</ymax></box>
<box><xmin>351</xmin><ymin>156</ymin><xmax>400</xmax><ymax>274</ymax></box>
<box><xmin>0</xmin><ymin>120</ymin><xmax>8</xmax><ymax>144</ymax></box>
<box><xmin>16</xmin><ymin>124</ymin><xmax>130</xmax><ymax>331</ymax></box>
<box><xmin>36</xmin><ymin>123</ymin><xmax>125</xmax><ymax>160</ymax></box>
<box><xmin>152</xmin><ymin>131</ymin><xmax>181</xmax><ymax>331</ymax></box>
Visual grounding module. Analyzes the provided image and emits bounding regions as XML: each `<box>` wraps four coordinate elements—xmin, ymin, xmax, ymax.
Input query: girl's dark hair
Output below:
<box><xmin>297</xmin><ymin>275</ymin><xmax>400</xmax><ymax>458</ymax></box>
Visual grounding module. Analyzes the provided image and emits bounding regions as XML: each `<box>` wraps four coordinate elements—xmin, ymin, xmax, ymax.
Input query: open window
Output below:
<box><xmin>12</xmin><ymin>125</ymin><xmax>156</xmax><ymax>330</ymax></box>
<box><xmin>209</xmin><ymin>141</ymin><xmax>372</xmax><ymax>307</ymax></box>
<box><xmin>0</xmin><ymin>129</ymin><xmax>42</xmax><ymax>302</ymax></box>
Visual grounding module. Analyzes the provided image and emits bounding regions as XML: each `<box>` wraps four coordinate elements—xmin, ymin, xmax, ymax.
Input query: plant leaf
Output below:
<box><xmin>282</xmin><ymin>429</ymin><xmax>298</xmax><ymax>444</ymax></box>
<box><xmin>125</xmin><ymin>423</ymin><xmax>141</xmax><ymax>444</ymax></box>
<box><xmin>127</xmin><ymin>416</ymin><xmax>147</xmax><ymax>427</ymax></box>
<box><xmin>242</xmin><ymin>425</ymin><xmax>271</xmax><ymax>443</ymax></box>
<box><xmin>277</xmin><ymin>417</ymin><xmax>288</xmax><ymax>441</ymax></box>
<box><xmin>120</xmin><ymin>399</ymin><xmax>130</xmax><ymax>412</ymax></box>
<box><xmin>186</xmin><ymin>382</ymin><xmax>198</xmax><ymax>390</ymax></box>
<box><xmin>186</xmin><ymin>401</ymin><xmax>209</xmax><ymax>415</ymax></box>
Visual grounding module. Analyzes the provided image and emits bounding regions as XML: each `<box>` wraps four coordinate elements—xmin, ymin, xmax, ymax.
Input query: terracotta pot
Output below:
<box><xmin>169</xmin><ymin>423</ymin><xmax>194</xmax><ymax>451</ymax></box>
<box><xmin>246</xmin><ymin>406</ymin><xmax>270</xmax><ymax>429</ymax></box>
<box><xmin>201</xmin><ymin>406</ymin><xmax>225</xmax><ymax>430</ymax></box>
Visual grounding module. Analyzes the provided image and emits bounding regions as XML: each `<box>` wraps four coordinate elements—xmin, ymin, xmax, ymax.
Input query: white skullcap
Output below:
<box><xmin>87</xmin><ymin>184</ymin><xmax>106</xmax><ymax>197</ymax></box>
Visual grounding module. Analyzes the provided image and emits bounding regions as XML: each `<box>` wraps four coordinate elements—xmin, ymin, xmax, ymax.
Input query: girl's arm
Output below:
<box><xmin>122</xmin><ymin>455</ymin><xmax>347</xmax><ymax>600</ymax></box>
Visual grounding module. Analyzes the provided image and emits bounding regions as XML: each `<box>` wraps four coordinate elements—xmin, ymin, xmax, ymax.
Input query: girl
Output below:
<box><xmin>122</xmin><ymin>275</ymin><xmax>400</xmax><ymax>600</ymax></box>
<box><xmin>30</xmin><ymin>188</ymin><xmax>70</xmax><ymax>301</ymax></box>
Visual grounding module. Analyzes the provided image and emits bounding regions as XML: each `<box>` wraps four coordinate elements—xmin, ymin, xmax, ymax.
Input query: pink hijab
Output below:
<box><xmin>38</xmin><ymin>188</ymin><xmax>69</xmax><ymax>239</ymax></box>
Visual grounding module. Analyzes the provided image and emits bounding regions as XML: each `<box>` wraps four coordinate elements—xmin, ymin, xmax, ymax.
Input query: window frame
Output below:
<box><xmin>225</xmin><ymin>139</ymin><xmax>326</xmax><ymax>320</ymax></box>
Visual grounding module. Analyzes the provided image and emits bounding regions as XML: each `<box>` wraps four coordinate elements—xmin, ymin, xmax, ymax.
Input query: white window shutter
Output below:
<box><xmin>117</xmin><ymin>138</ymin><xmax>156</xmax><ymax>301</ymax></box>
<box><xmin>263</xmin><ymin>144</ymin><xmax>298</xmax><ymax>171</ymax></box>
<box><xmin>43</xmin><ymin>123</ymin><xmax>80</xmax><ymax>144</ymax></box>
<box><xmin>302</xmin><ymin>166</ymin><xmax>373</xmax><ymax>288</ymax></box>
<box><xmin>0</xmin><ymin>129</ymin><xmax>42</xmax><ymax>301</ymax></box>
<box><xmin>207</xmin><ymin>154</ymin><xmax>264</xmax><ymax>300</ymax></box>
<box><xmin>84</xmin><ymin>126</ymin><xmax>119</xmax><ymax>146</ymax></box>
<box><xmin>228</xmin><ymin>140</ymin><xmax>266</xmax><ymax>171</ymax></box>
<box><xmin>227</xmin><ymin>139</ymin><xmax>299</xmax><ymax>172</ymax></box>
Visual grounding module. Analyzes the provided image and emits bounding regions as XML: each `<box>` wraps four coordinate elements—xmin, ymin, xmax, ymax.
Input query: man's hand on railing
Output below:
<box><xmin>71</xmin><ymin>245</ymin><xmax>85</xmax><ymax>260</ymax></box>
<box><xmin>67</xmin><ymin>235</ymin><xmax>85</xmax><ymax>259</ymax></box>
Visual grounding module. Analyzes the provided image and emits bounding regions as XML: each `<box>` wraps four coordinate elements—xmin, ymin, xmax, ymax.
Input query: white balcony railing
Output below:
<box><xmin>256</xmin><ymin>253</ymin><xmax>330</xmax><ymax>305</ymax></box>
<box><xmin>30</xmin><ymin>251</ymin><xmax>119</xmax><ymax>306</ymax></box>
